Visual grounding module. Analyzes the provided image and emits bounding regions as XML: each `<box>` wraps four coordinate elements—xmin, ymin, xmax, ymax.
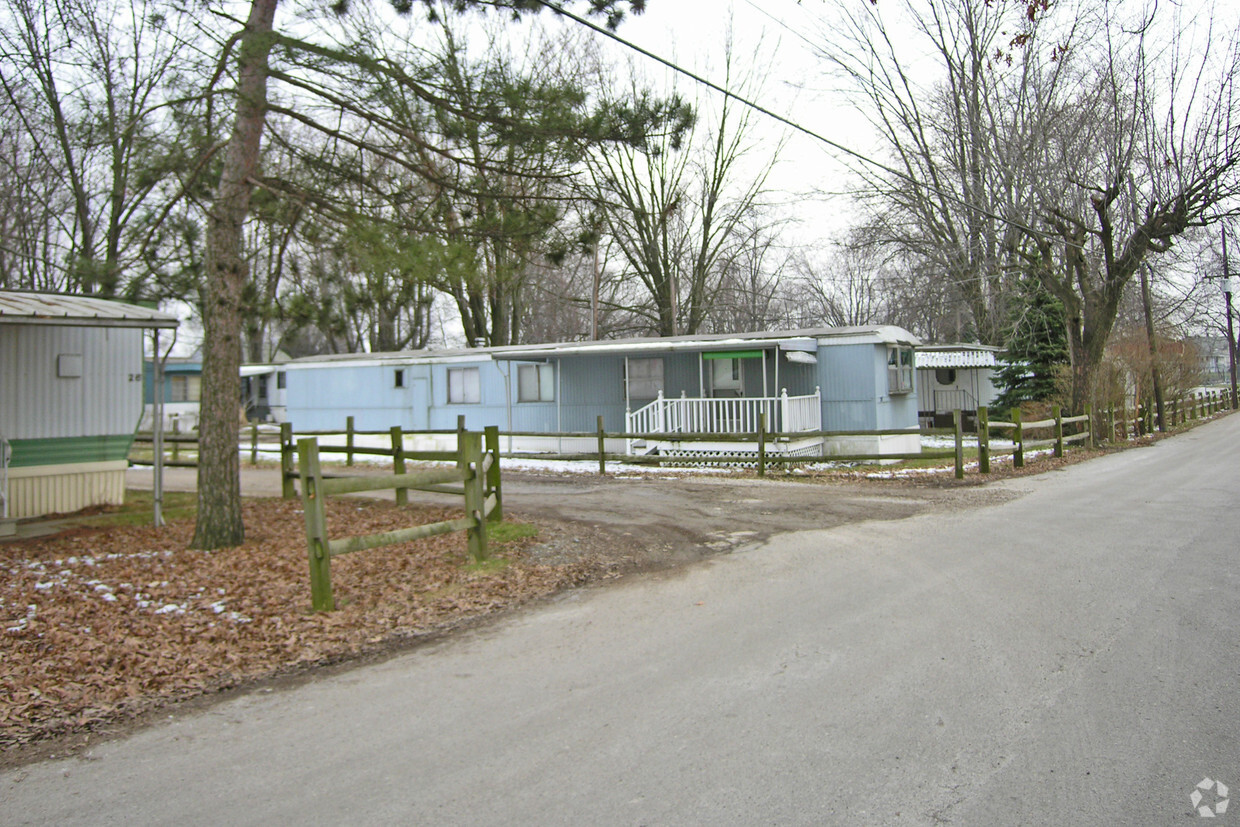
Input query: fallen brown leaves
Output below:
<box><xmin>0</xmin><ymin>498</ymin><xmax>611</xmax><ymax>753</ymax></box>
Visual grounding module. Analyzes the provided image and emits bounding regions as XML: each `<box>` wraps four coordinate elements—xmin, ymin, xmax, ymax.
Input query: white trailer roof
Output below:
<box><xmin>0</xmin><ymin>291</ymin><xmax>178</xmax><ymax>329</ymax></box>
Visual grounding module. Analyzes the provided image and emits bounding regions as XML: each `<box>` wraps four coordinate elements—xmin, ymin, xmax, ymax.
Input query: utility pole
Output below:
<box><xmin>1224</xmin><ymin>225</ymin><xmax>1238</xmax><ymax>409</ymax></box>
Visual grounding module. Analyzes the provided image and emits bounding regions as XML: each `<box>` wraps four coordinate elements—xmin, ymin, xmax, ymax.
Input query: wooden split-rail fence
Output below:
<box><xmin>131</xmin><ymin>390</ymin><xmax>1234</xmax><ymax>485</ymax></box>
<box><xmin>296</xmin><ymin>427</ymin><xmax>502</xmax><ymax>612</ymax></box>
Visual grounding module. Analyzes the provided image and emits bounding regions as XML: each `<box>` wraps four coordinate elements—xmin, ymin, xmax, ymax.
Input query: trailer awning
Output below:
<box><xmin>0</xmin><ymin>291</ymin><xmax>178</xmax><ymax>329</ymax></box>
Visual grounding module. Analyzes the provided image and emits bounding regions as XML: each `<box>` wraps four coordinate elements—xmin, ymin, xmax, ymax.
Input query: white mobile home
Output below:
<box><xmin>915</xmin><ymin>344</ymin><xmax>1001</xmax><ymax>428</ymax></box>
<box><xmin>0</xmin><ymin>292</ymin><xmax>177</xmax><ymax>522</ymax></box>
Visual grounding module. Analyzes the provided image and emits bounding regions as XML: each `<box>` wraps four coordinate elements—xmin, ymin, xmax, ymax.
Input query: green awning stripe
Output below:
<box><xmin>7</xmin><ymin>434</ymin><xmax>135</xmax><ymax>468</ymax></box>
<box><xmin>702</xmin><ymin>350</ymin><xmax>765</xmax><ymax>360</ymax></box>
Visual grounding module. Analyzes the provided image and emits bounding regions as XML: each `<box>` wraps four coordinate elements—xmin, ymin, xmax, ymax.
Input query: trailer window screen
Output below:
<box><xmin>447</xmin><ymin>367</ymin><xmax>480</xmax><ymax>404</ymax></box>
<box><xmin>518</xmin><ymin>364</ymin><xmax>554</xmax><ymax>402</ymax></box>
<box><xmin>888</xmin><ymin>346</ymin><xmax>914</xmax><ymax>394</ymax></box>
<box><xmin>627</xmin><ymin>358</ymin><xmax>664</xmax><ymax>398</ymax></box>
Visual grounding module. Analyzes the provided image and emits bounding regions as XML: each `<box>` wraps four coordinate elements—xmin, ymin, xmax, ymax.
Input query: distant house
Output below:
<box><xmin>1188</xmin><ymin>335</ymin><xmax>1232</xmax><ymax>386</ymax></box>
<box><xmin>283</xmin><ymin>326</ymin><xmax>922</xmax><ymax>458</ymax></box>
<box><xmin>915</xmin><ymin>344</ymin><xmax>1001</xmax><ymax>428</ymax></box>
<box><xmin>143</xmin><ymin>356</ymin><xmax>202</xmax><ymax>431</ymax></box>
<box><xmin>240</xmin><ymin>362</ymin><xmax>289</xmax><ymax>423</ymax></box>
<box><xmin>1</xmin><ymin>291</ymin><xmax>177</xmax><ymax>523</ymax></box>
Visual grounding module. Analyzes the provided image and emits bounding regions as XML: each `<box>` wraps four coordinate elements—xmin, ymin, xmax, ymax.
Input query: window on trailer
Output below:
<box><xmin>448</xmin><ymin>367</ymin><xmax>481</xmax><ymax>404</ymax></box>
<box><xmin>627</xmin><ymin>358</ymin><xmax>664</xmax><ymax>398</ymax></box>
<box><xmin>888</xmin><ymin>347</ymin><xmax>914</xmax><ymax>394</ymax></box>
<box><xmin>169</xmin><ymin>375</ymin><xmax>201</xmax><ymax>403</ymax></box>
<box><xmin>518</xmin><ymin>363</ymin><xmax>554</xmax><ymax>402</ymax></box>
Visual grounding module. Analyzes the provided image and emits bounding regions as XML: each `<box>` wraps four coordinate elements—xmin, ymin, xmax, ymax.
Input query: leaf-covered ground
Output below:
<box><xmin>0</xmin><ymin>498</ymin><xmax>618</xmax><ymax>755</ymax></box>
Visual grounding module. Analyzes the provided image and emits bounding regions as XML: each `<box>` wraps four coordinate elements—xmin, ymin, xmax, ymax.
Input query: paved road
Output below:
<box><xmin>6</xmin><ymin>417</ymin><xmax>1240</xmax><ymax>824</ymax></box>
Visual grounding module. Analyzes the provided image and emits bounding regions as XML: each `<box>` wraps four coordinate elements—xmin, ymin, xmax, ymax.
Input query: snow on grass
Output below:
<box><xmin>251</xmin><ymin>431</ymin><xmax>1032</xmax><ymax>478</ymax></box>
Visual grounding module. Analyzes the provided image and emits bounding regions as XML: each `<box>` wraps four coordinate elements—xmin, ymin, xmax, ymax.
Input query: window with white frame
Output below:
<box><xmin>517</xmin><ymin>363</ymin><xmax>554</xmax><ymax>402</ymax></box>
<box><xmin>626</xmin><ymin>358</ymin><xmax>664</xmax><ymax>398</ymax></box>
<box><xmin>887</xmin><ymin>346</ymin><xmax>915</xmax><ymax>394</ymax></box>
<box><xmin>447</xmin><ymin>367</ymin><xmax>481</xmax><ymax>404</ymax></box>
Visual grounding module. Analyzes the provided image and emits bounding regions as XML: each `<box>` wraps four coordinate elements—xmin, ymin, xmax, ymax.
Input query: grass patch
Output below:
<box><xmin>486</xmin><ymin>521</ymin><xmax>539</xmax><ymax>544</ymax></box>
<box><xmin>67</xmin><ymin>489</ymin><xmax>199</xmax><ymax>528</ymax></box>
<box><xmin>462</xmin><ymin>556</ymin><xmax>511</xmax><ymax>576</ymax></box>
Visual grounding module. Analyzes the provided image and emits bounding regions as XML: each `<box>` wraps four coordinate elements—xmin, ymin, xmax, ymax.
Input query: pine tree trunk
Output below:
<box><xmin>192</xmin><ymin>0</ymin><xmax>279</xmax><ymax>549</ymax></box>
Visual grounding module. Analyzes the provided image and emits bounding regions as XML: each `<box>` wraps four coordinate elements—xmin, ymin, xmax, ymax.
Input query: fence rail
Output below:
<box><xmin>297</xmin><ymin>429</ymin><xmax>501</xmax><ymax>612</ymax></box>
<box><xmin>131</xmin><ymin>388</ymin><xmax>1233</xmax><ymax>486</ymax></box>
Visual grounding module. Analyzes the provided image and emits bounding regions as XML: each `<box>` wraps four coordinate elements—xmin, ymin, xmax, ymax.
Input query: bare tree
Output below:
<box><xmin>0</xmin><ymin>0</ymin><xmax>197</xmax><ymax>295</ymax></box>
<box><xmin>1016</xmin><ymin>2</ymin><xmax>1240</xmax><ymax>410</ymax></box>
<box><xmin>584</xmin><ymin>42</ymin><xmax>778</xmax><ymax>336</ymax></box>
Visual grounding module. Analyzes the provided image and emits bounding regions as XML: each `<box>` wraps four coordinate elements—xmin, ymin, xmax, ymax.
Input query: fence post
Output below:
<box><xmin>758</xmin><ymin>412</ymin><xmax>767</xmax><ymax>477</ymax></box>
<box><xmin>280</xmin><ymin>422</ymin><xmax>296</xmax><ymax>498</ymax></box>
<box><xmin>1086</xmin><ymin>403</ymin><xmax>1094</xmax><ymax>450</ymax></box>
<box><xmin>597</xmin><ymin>415</ymin><xmax>607</xmax><ymax>475</ymax></box>
<box><xmin>1053</xmin><ymin>405</ymin><xmax>1064</xmax><ymax>458</ymax></box>
<box><xmin>462</xmin><ymin>432</ymin><xmax>488</xmax><ymax>562</ymax></box>
<box><xmin>171</xmin><ymin>415</ymin><xmax>181</xmax><ymax>465</ymax></box>
<box><xmin>346</xmin><ymin>415</ymin><xmax>355</xmax><ymax>466</ymax></box>
<box><xmin>390</xmin><ymin>425</ymin><xmax>407</xmax><ymax>506</ymax></box>
<box><xmin>978</xmin><ymin>406</ymin><xmax>991</xmax><ymax>474</ymax></box>
<box><xmin>953</xmin><ymin>409</ymin><xmax>964</xmax><ymax>480</ymax></box>
<box><xmin>1013</xmin><ymin>408</ymin><xmax>1024</xmax><ymax>468</ymax></box>
<box><xmin>250</xmin><ymin>421</ymin><xmax>259</xmax><ymax>465</ymax></box>
<box><xmin>297</xmin><ymin>438</ymin><xmax>334</xmax><ymax>612</ymax></box>
<box><xmin>484</xmin><ymin>425</ymin><xmax>502</xmax><ymax>522</ymax></box>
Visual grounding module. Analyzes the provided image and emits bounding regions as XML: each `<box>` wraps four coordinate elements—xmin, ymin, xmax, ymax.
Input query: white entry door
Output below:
<box><xmin>711</xmin><ymin>358</ymin><xmax>744</xmax><ymax>397</ymax></box>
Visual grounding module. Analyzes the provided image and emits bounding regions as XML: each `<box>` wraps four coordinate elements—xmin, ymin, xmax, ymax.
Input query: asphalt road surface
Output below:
<box><xmin>5</xmin><ymin>417</ymin><xmax>1240</xmax><ymax>825</ymax></box>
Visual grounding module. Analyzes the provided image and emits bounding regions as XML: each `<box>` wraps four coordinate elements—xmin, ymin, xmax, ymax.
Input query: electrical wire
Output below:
<box><xmin>533</xmin><ymin>0</ymin><xmax>1069</xmax><ymax>247</ymax></box>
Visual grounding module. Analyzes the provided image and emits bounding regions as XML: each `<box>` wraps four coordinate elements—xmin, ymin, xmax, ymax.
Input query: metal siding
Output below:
<box><xmin>815</xmin><ymin>342</ymin><xmax>922</xmax><ymax>432</ymax></box>
<box><xmin>7</xmin><ymin>464</ymin><xmax>126</xmax><ymax>519</ymax></box>
<box><xmin>1</xmin><ymin>325</ymin><xmax>141</xmax><ymax>442</ymax></box>
<box><xmin>664</xmin><ymin>352</ymin><xmax>703</xmax><ymax>397</ymax></box>
<box><xmin>815</xmin><ymin>343</ymin><xmax>878</xmax><ymax>430</ymax></box>
<box><xmin>285</xmin><ymin>364</ymin><xmax>428</xmax><ymax>431</ymax></box>
<box><xmin>559</xmin><ymin>355</ymin><xmax>628</xmax><ymax>431</ymax></box>
<box><xmin>776</xmin><ymin>356</ymin><xmax>817</xmax><ymax>396</ymax></box>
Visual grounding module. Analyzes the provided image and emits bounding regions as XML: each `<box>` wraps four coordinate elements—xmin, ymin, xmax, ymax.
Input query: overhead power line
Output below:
<box><xmin>534</xmin><ymin>0</ymin><xmax>1065</xmax><ymax>247</ymax></box>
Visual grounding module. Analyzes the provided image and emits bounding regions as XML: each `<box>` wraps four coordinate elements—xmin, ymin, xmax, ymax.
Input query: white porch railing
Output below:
<box><xmin>626</xmin><ymin>387</ymin><xmax>821</xmax><ymax>444</ymax></box>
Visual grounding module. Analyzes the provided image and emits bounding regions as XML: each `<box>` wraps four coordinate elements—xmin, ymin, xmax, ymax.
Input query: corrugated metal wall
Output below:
<box><xmin>1</xmin><ymin>325</ymin><xmax>143</xmax><ymax>440</ymax></box>
<box><xmin>815</xmin><ymin>342</ymin><xmax>920</xmax><ymax>431</ymax></box>
<box><xmin>817</xmin><ymin>343</ymin><xmax>879</xmax><ymax>430</ymax></box>
<box><xmin>7</xmin><ymin>465</ymin><xmax>125</xmax><ymax>519</ymax></box>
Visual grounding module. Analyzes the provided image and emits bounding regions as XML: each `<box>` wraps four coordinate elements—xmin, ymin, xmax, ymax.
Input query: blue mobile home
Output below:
<box><xmin>283</xmin><ymin>326</ymin><xmax>922</xmax><ymax>456</ymax></box>
<box><xmin>143</xmin><ymin>357</ymin><xmax>202</xmax><ymax>431</ymax></box>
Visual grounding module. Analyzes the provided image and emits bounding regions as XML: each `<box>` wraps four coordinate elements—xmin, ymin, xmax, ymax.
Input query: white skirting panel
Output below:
<box><xmin>7</xmin><ymin>461</ymin><xmax>128</xmax><ymax>519</ymax></box>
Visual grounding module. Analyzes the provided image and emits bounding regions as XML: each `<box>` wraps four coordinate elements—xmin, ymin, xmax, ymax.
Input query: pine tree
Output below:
<box><xmin>995</xmin><ymin>276</ymin><xmax>1069</xmax><ymax>410</ymax></box>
